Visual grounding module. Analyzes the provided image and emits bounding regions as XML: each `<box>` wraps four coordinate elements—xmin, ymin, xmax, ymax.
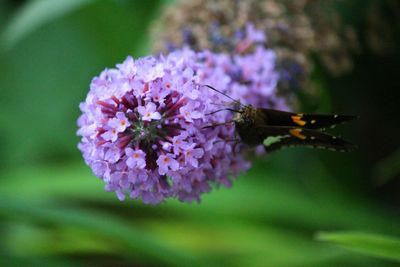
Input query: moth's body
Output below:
<box><xmin>233</xmin><ymin>106</ymin><xmax>267</xmax><ymax>146</ymax></box>
<box><xmin>232</xmin><ymin>104</ymin><xmax>357</xmax><ymax>153</ymax></box>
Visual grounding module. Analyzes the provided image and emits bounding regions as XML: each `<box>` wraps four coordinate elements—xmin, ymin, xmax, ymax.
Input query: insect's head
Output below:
<box><xmin>234</xmin><ymin>105</ymin><xmax>255</xmax><ymax>126</ymax></box>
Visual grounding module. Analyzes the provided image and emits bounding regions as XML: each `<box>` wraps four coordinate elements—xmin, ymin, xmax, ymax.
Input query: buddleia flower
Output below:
<box><xmin>77</xmin><ymin>47</ymin><xmax>285</xmax><ymax>204</ymax></box>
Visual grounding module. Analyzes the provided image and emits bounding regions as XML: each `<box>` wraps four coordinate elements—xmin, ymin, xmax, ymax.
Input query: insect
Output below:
<box><xmin>205</xmin><ymin>85</ymin><xmax>357</xmax><ymax>153</ymax></box>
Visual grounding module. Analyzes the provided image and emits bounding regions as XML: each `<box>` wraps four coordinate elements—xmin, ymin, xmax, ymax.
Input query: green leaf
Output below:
<box><xmin>1</xmin><ymin>159</ymin><xmax>398</xmax><ymax>234</ymax></box>
<box><xmin>0</xmin><ymin>0</ymin><xmax>96</xmax><ymax>50</ymax></box>
<box><xmin>0</xmin><ymin>198</ymin><xmax>210</xmax><ymax>267</ymax></box>
<box><xmin>316</xmin><ymin>231</ymin><xmax>400</xmax><ymax>262</ymax></box>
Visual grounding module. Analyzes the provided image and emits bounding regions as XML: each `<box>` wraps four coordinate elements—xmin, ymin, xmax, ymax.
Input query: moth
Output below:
<box><xmin>205</xmin><ymin>85</ymin><xmax>357</xmax><ymax>153</ymax></box>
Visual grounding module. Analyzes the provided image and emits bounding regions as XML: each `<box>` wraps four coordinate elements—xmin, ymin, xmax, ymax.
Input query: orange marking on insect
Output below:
<box><xmin>291</xmin><ymin>115</ymin><xmax>301</xmax><ymax>120</ymax></box>
<box><xmin>294</xmin><ymin>119</ymin><xmax>307</xmax><ymax>126</ymax></box>
<box><xmin>291</xmin><ymin>115</ymin><xmax>307</xmax><ymax>126</ymax></box>
<box><xmin>289</xmin><ymin>128</ymin><xmax>307</xmax><ymax>140</ymax></box>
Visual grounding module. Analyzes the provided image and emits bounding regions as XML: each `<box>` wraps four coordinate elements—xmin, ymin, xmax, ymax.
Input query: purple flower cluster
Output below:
<box><xmin>78</xmin><ymin>45</ymin><xmax>286</xmax><ymax>204</ymax></box>
<box><xmin>196</xmin><ymin>25</ymin><xmax>288</xmax><ymax>110</ymax></box>
<box><xmin>207</xmin><ymin>46</ymin><xmax>287</xmax><ymax>110</ymax></box>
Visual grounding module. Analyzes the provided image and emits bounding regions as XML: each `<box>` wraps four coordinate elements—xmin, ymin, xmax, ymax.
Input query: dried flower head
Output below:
<box><xmin>77</xmin><ymin>47</ymin><xmax>285</xmax><ymax>204</ymax></box>
<box><xmin>152</xmin><ymin>0</ymin><xmax>360</xmax><ymax>105</ymax></box>
<box><xmin>365</xmin><ymin>0</ymin><xmax>399</xmax><ymax>56</ymax></box>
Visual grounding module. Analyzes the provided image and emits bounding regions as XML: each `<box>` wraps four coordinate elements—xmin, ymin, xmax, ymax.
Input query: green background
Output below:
<box><xmin>0</xmin><ymin>0</ymin><xmax>399</xmax><ymax>266</ymax></box>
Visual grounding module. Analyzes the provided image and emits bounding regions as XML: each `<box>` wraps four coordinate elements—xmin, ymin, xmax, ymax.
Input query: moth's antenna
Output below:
<box><xmin>202</xmin><ymin>121</ymin><xmax>234</xmax><ymax>129</ymax></box>
<box><xmin>202</xmin><ymin>85</ymin><xmax>244</xmax><ymax>107</ymax></box>
<box><xmin>210</xmin><ymin>102</ymin><xmax>232</xmax><ymax>107</ymax></box>
<box><xmin>206</xmin><ymin>108</ymin><xmax>241</xmax><ymax>116</ymax></box>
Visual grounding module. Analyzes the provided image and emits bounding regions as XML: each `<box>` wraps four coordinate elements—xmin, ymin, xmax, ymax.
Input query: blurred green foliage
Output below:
<box><xmin>0</xmin><ymin>0</ymin><xmax>399</xmax><ymax>266</ymax></box>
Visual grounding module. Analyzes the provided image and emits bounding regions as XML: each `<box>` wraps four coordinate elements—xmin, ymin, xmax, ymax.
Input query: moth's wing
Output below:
<box><xmin>258</xmin><ymin>126</ymin><xmax>357</xmax><ymax>153</ymax></box>
<box><xmin>264</xmin><ymin>136</ymin><xmax>357</xmax><ymax>153</ymax></box>
<box><xmin>261</xmin><ymin>108</ymin><xmax>357</xmax><ymax>129</ymax></box>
